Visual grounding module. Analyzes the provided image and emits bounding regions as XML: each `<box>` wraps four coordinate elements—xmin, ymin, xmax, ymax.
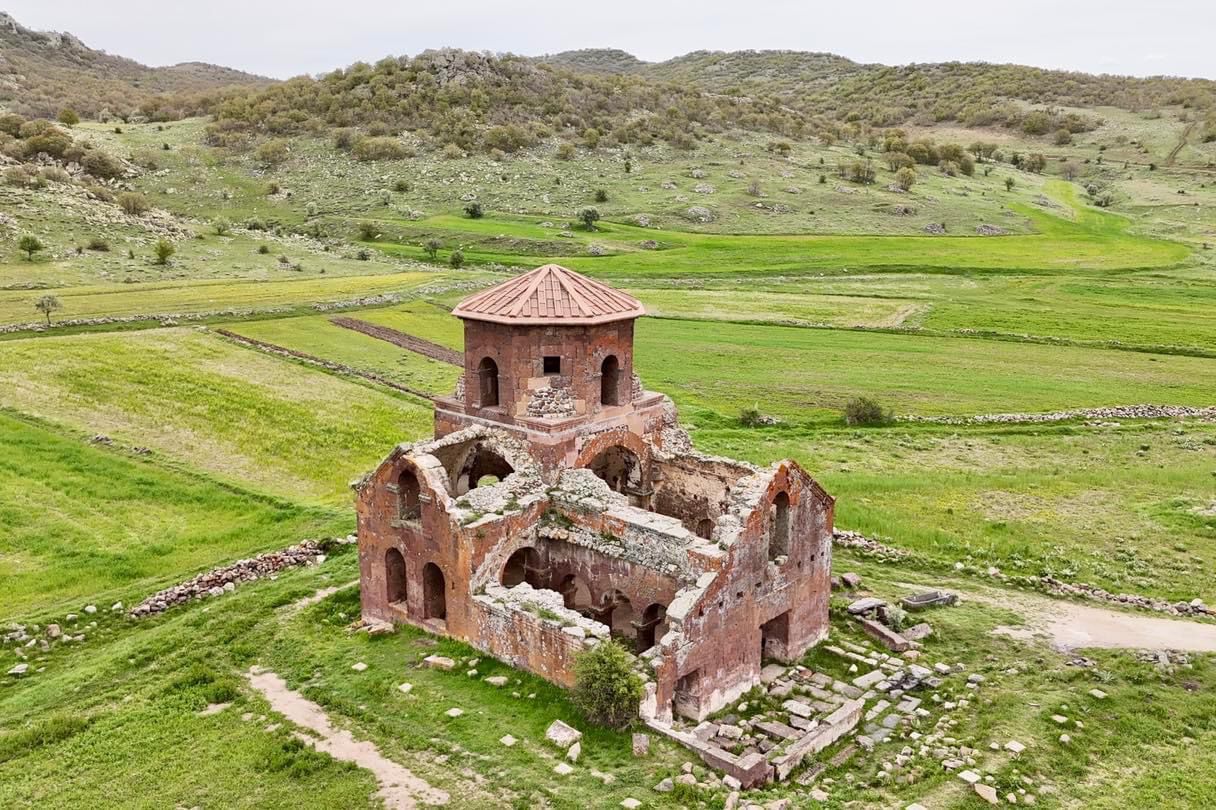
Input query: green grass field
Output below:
<box><xmin>0</xmin><ymin>329</ymin><xmax>433</xmax><ymax>503</ymax></box>
<box><xmin>0</xmin><ymin>412</ymin><xmax>349</xmax><ymax>620</ymax></box>
<box><xmin>1</xmin><ymin>105</ymin><xmax>1215</xmax><ymax>810</ymax></box>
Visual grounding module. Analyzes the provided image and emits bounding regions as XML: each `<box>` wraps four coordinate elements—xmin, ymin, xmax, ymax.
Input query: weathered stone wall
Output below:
<box><xmin>651</xmin><ymin>453</ymin><xmax>755</xmax><ymax>535</ymax></box>
<box><xmin>652</xmin><ymin>462</ymin><xmax>835</xmax><ymax>721</ymax></box>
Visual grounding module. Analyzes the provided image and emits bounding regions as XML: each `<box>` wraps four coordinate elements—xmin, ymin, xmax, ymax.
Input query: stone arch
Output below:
<box><xmin>600</xmin><ymin>355</ymin><xmax>621</xmax><ymax>406</ymax></box>
<box><xmin>477</xmin><ymin>357</ymin><xmax>499</xmax><ymax>407</ymax></box>
<box><xmin>637</xmin><ymin>602</ymin><xmax>667</xmax><ymax>651</ymax></box>
<box><xmin>558</xmin><ymin>573</ymin><xmax>593</xmax><ymax>613</ymax></box>
<box><xmin>606</xmin><ymin>590</ymin><xmax>635</xmax><ymax>645</ymax></box>
<box><xmin>695</xmin><ymin>518</ymin><xmax>714</xmax><ymax>539</ymax></box>
<box><xmin>502</xmin><ymin>546</ymin><xmax>543</xmax><ymax>589</ymax></box>
<box><xmin>385</xmin><ymin>548</ymin><xmax>407</xmax><ymax>606</ymax></box>
<box><xmin>422</xmin><ymin>562</ymin><xmax>447</xmax><ymax>621</ymax></box>
<box><xmin>453</xmin><ymin>443</ymin><xmax>515</xmax><ymax>496</ymax></box>
<box><xmin>397</xmin><ymin>466</ymin><xmax>421</xmax><ymax>522</ymax></box>
<box><xmin>586</xmin><ymin>444</ymin><xmax>642</xmax><ymax>497</ymax></box>
<box><xmin>770</xmin><ymin>491</ymin><xmax>790</xmax><ymax>560</ymax></box>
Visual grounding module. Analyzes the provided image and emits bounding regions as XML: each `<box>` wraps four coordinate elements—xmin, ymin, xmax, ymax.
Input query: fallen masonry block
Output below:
<box><xmin>860</xmin><ymin>618</ymin><xmax>912</xmax><ymax>653</ymax></box>
<box><xmin>852</xmin><ymin>668</ymin><xmax>887</xmax><ymax>689</ymax></box>
<box><xmin>902</xmin><ymin>623</ymin><xmax>933</xmax><ymax>642</ymax></box>
<box><xmin>546</xmin><ymin>719</ymin><xmax>583</xmax><ymax>749</ymax></box>
<box><xmin>841</xmin><ymin>572</ymin><xmax>863</xmax><ymax>589</ymax></box>
<box><xmin>755</xmin><ymin>720</ymin><xmax>800</xmax><ymax>741</ymax></box>
<box><xmin>974</xmin><ymin>783</ymin><xmax>999</xmax><ymax>804</ymax></box>
<box><xmin>423</xmin><ymin>655</ymin><xmax>456</xmax><ymax>671</ymax></box>
<box><xmin>900</xmin><ymin>590</ymin><xmax>958</xmax><ymax>611</ymax></box>
<box><xmin>847</xmin><ymin>597</ymin><xmax>887</xmax><ymax>615</ymax></box>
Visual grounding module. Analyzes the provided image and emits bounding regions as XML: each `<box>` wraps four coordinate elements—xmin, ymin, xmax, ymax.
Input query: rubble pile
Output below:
<box><xmin>128</xmin><ymin>541</ymin><xmax>327</xmax><ymax>617</ymax></box>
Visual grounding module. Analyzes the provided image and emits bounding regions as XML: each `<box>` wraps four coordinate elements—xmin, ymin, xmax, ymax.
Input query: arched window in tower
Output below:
<box><xmin>770</xmin><ymin>491</ymin><xmax>790</xmax><ymax>561</ymax></box>
<box><xmin>397</xmin><ymin>467</ymin><xmax>421</xmax><ymax>521</ymax></box>
<box><xmin>477</xmin><ymin>357</ymin><xmax>499</xmax><ymax>407</ymax></box>
<box><xmin>601</xmin><ymin>355</ymin><xmax>621</xmax><ymax>406</ymax></box>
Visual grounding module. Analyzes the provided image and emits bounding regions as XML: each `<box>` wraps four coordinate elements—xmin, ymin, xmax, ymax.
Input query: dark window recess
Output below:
<box><xmin>543</xmin><ymin>356</ymin><xmax>561</xmax><ymax>374</ymax></box>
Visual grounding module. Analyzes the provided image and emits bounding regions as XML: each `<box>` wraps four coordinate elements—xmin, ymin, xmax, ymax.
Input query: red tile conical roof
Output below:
<box><xmin>451</xmin><ymin>264</ymin><xmax>645</xmax><ymax>325</ymax></box>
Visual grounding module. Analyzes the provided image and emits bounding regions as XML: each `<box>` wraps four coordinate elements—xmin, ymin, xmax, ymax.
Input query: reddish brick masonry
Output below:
<box><xmin>355</xmin><ymin>265</ymin><xmax>835</xmax><ymax>786</ymax></box>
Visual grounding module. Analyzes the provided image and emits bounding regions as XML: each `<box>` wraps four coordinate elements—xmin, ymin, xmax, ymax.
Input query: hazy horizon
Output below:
<box><xmin>5</xmin><ymin>1</ymin><xmax>1214</xmax><ymax>81</ymax></box>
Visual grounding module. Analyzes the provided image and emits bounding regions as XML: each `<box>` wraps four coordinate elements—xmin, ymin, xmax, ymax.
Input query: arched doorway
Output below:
<box><xmin>385</xmin><ymin>548</ymin><xmax>407</xmax><ymax>606</ymax></box>
<box><xmin>696</xmin><ymin>518</ymin><xmax>714</xmax><ymax>539</ymax></box>
<box><xmin>637</xmin><ymin>603</ymin><xmax>667</xmax><ymax>651</ymax></box>
<box><xmin>477</xmin><ymin>357</ymin><xmax>499</xmax><ymax>407</ymax></box>
<box><xmin>502</xmin><ymin>547</ymin><xmax>543</xmax><ymax>589</ymax></box>
<box><xmin>397</xmin><ymin>467</ymin><xmax>421</xmax><ymax>521</ymax></box>
<box><xmin>600</xmin><ymin>355</ymin><xmax>621</xmax><ymax>406</ymax></box>
<box><xmin>422</xmin><ymin>562</ymin><xmax>446</xmax><ymax>621</ymax></box>
<box><xmin>587</xmin><ymin>445</ymin><xmax>642</xmax><ymax>498</ymax></box>
<box><xmin>770</xmin><ymin>491</ymin><xmax>790</xmax><ymax>560</ymax></box>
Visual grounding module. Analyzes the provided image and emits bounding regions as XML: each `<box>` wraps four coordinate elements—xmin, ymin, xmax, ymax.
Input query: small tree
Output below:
<box><xmin>579</xmin><ymin>207</ymin><xmax>601</xmax><ymax>231</ymax></box>
<box><xmin>18</xmin><ymin>234</ymin><xmax>44</xmax><ymax>261</ymax></box>
<box><xmin>34</xmin><ymin>294</ymin><xmax>61</xmax><ymax>326</ymax></box>
<box><xmin>572</xmin><ymin>639</ymin><xmax>643</xmax><ymax>729</ymax></box>
<box><xmin>448</xmin><ymin>249</ymin><xmax>465</xmax><ymax>269</ymax></box>
<box><xmin>843</xmin><ymin>397</ymin><xmax>892</xmax><ymax>427</ymax></box>
<box><xmin>1005</xmin><ymin>177</ymin><xmax>1016</xmax><ymax>192</ymax></box>
<box><xmin>153</xmin><ymin>238</ymin><xmax>175</xmax><ymax>266</ymax></box>
<box><xmin>424</xmin><ymin>238</ymin><xmax>442</xmax><ymax>261</ymax></box>
<box><xmin>464</xmin><ymin>201</ymin><xmax>484</xmax><ymax>219</ymax></box>
<box><xmin>213</xmin><ymin>218</ymin><xmax>231</xmax><ymax>236</ymax></box>
<box><xmin>894</xmin><ymin>167</ymin><xmax>916</xmax><ymax>191</ymax></box>
<box><xmin>58</xmin><ymin>108</ymin><xmax>80</xmax><ymax>127</ymax></box>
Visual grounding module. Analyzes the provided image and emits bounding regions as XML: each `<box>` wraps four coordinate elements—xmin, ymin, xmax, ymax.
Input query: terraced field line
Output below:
<box><xmin>330</xmin><ymin>316</ymin><xmax>464</xmax><ymax>366</ymax></box>
<box><xmin>247</xmin><ymin>667</ymin><xmax>450</xmax><ymax>809</ymax></box>
<box><xmin>214</xmin><ymin>329</ymin><xmax>438</xmax><ymax>401</ymax></box>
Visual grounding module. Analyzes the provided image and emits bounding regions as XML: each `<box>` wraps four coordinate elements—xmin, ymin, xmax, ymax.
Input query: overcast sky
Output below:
<box><xmin>7</xmin><ymin>1</ymin><xmax>1214</xmax><ymax>80</ymax></box>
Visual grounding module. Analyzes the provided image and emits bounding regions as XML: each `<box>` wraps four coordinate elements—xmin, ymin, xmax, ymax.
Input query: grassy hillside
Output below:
<box><xmin>0</xmin><ymin>12</ymin><xmax>269</xmax><ymax>120</ymax></box>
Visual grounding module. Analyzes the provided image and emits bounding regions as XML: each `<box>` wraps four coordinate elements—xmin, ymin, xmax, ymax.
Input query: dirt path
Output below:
<box><xmin>1167</xmin><ymin>121</ymin><xmax>1196</xmax><ymax>166</ymax></box>
<box><xmin>247</xmin><ymin>667</ymin><xmax>449</xmax><ymax>808</ymax></box>
<box><xmin>906</xmin><ymin>583</ymin><xmax>1216</xmax><ymax>652</ymax></box>
<box><xmin>330</xmin><ymin>317</ymin><xmax>464</xmax><ymax>367</ymax></box>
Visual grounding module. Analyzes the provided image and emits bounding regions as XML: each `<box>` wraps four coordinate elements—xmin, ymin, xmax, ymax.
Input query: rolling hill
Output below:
<box><xmin>0</xmin><ymin>11</ymin><xmax>271</xmax><ymax>120</ymax></box>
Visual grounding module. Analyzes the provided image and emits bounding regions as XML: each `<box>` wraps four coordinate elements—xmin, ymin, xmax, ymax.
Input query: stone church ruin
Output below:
<box><xmin>355</xmin><ymin>264</ymin><xmax>836</xmax><ymax>784</ymax></box>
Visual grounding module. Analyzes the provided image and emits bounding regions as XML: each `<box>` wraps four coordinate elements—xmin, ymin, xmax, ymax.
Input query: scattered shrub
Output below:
<box><xmin>358</xmin><ymin>222</ymin><xmax>379</xmax><ymax>240</ymax></box>
<box><xmin>255</xmin><ymin>138</ymin><xmax>290</xmax><ymax>167</ymax></box>
<box><xmin>356</xmin><ymin>248</ymin><xmax>371</xmax><ymax>261</ymax></box>
<box><xmin>87</xmin><ymin>237</ymin><xmax>110</xmax><ymax>251</ymax></box>
<box><xmin>572</xmin><ymin>639</ymin><xmax>643</xmax><ymax>729</ymax></box>
<box><xmin>353</xmin><ymin>136</ymin><xmax>409</xmax><ymax>161</ymax></box>
<box><xmin>594</xmin><ymin>189</ymin><xmax>609</xmax><ymax>203</ymax></box>
<box><xmin>81</xmin><ymin>150</ymin><xmax>124</xmax><ymax>180</ymax></box>
<box><xmin>448</xmin><ymin>249</ymin><xmax>465</xmax><ymax>269</ymax></box>
<box><xmin>393</xmin><ymin>179</ymin><xmax>411</xmax><ymax>193</ymax></box>
<box><xmin>556</xmin><ymin>142</ymin><xmax>576</xmax><ymax>160</ymax></box>
<box><xmin>894</xmin><ymin>167</ymin><xmax>916</xmax><ymax>191</ymax></box>
<box><xmin>423</xmin><ymin>238</ymin><xmax>442</xmax><ymax>261</ymax></box>
<box><xmin>257</xmin><ymin>244</ymin><xmax>271</xmax><ymax>255</ymax></box>
<box><xmin>117</xmin><ymin>192</ymin><xmax>150</xmax><ymax>216</ymax></box>
<box><xmin>213</xmin><ymin>219</ymin><xmax>231</xmax><ymax>236</ymax></box>
<box><xmin>843</xmin><ymin>397</ymin><xmax>893</xmax><ymax>426</ymax></box>
<box><xmin>153</xmin><ymin>238</ymin><xmax>175</xmax><ymax>266</ymax></box>
<box><xmin>464</xmin><ymin>201</ymin><xmax>484</xmax><ymax>219</ymax></box>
